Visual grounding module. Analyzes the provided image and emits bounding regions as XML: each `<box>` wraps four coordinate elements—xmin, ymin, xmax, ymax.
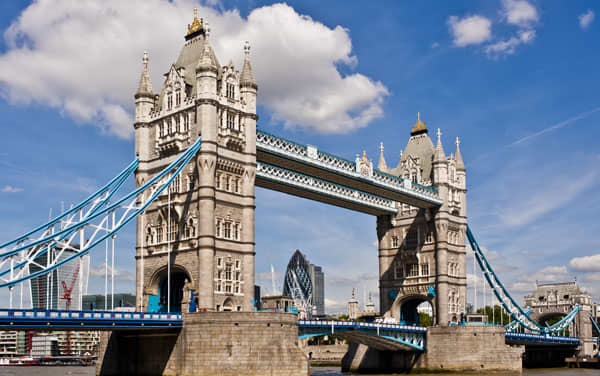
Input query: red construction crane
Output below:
<box><xmin>60</xmin><ymin>261</ymin><xmax>81</xmax><ymax>356</ymax></box>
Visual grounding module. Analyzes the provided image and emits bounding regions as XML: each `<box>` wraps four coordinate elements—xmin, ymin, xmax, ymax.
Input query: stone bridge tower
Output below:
<box><xmin>524</xmin><ymin>281</ymin><xmax>595</xmax><ymax>356</ymax></box>
<box><xmin>377</xmin><ymin>115</ymin><xmax>467</xmax><ymax>326</ymax></box>
<box><xmin>133</xmin><ymin>10</ymin><xmax>258</xmax><ymax>313</ymax></box>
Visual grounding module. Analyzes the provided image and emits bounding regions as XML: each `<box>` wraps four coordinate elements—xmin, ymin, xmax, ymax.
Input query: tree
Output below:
<box><xmin>418</xmin><ymin>312</ymin><xmax>433</xmax><ymax>327</ymax></box>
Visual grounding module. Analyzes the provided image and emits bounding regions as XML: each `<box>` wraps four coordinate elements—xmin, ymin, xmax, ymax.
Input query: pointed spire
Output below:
<box><xmin>455</xmin><ymin>136</ymin><xmax>465</xmax><ymax>171</ymax></box>
<box><xmin>135</xmin><ymin>51</ymin><xmax>153</xmax><ymax>98</ymax></box>
<box><xmin>240</xmin><ymin>41</ymin><xmax>257</xmax><ymax>89</ymax></box>
<box><xmin>377</xmin><ymin>142</ymin><xmax>388</xmax><ymax>170</ymax></box>
<box><xmin>196</xmin><ymin>40</ymin><xmax>218</xmax><ymax>72</ymax></box>
<box><xmin>434</xmin><ymin>128</ymin><xmax>446</xmax><ymax>161</ymax></box>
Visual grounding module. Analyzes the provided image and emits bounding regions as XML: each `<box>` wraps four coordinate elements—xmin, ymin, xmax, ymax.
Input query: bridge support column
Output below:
<box><xmin>576</xmin><ymin>304</ymin><xmax>594</xmax><ymax>356</ymax></box>
<box><xmin>342</xmin><ymin>326</ymin><xmax>523</xmax><ymax>373</ymax></box>
<box><xmin>434</xmin><ymin>216</ymin><xmax>449</xmax><ymax>326</ymax></box>
<box><xmin>97</xmin><ymin>312</ymin><xmax>308</xmax><ymax>376</ymax></box>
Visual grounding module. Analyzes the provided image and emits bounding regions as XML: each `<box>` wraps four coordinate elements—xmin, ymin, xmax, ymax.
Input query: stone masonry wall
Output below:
<box><xmin>342</xmin><ymin>325</ymin><xmax>524</xmax><ymax>373</ymax></box>
<box><xmin>420</xmin><ymin>326</ymin><xmax>524</xmax><ymax>371</ymax></box>
<box><xmin>97</xmin><ymin>311</ymin><xmax>309</xmax><ymax>376</ymax></box>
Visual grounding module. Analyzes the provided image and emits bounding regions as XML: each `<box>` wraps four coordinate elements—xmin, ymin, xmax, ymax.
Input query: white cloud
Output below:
<box><xmin>497</xmin><ymin>171</ymin><xmax>597</xmax><ymax>228</ymax></box>
<box><xmin>89</xmin><ymin>262</ymin><xmax>135</xmax><ymax>281</ymax></box>
<box><xmin>579</xmin><ymin>9</ymin><xmax>595</xmax><ymax>30</ymax></box>
<box><xmin>570</xmin><ymin>254</ymin><xmax>600</xmax><ymax>272</ymax></box>
<box><xmin>448</xmin><ymin>15</ymin><xmax>492</xmax><ymax>47</ymax></box>
<box><xmin>0</xmin><ymin>1</ymin><xmax>388</xmax><ymax>138</ymax></box>
<box><xmin>485</xmin><ymin>29</ymin><xmax>535</xmax><ymax>57</ymax></box>
<box><xmin>502</xmin><ymin>0</ymin><xmax>539</xmax><ymax>27</ymax></box>
<box><xmin>1</xmin><ymin>185</ymin><xmax>23</xmax><ymax>193</ymax></box>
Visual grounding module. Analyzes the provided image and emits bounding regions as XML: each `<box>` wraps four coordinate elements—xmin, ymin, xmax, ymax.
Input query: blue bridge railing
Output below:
<box><xmin>0</xmin><ymin>309</ymin><xmax>182</xmax><ymax>330</ymax></box>
<box><xmin>504</xmin><ymin>332</ymin><xmax>580</xmax><ymax>346</ymax></box>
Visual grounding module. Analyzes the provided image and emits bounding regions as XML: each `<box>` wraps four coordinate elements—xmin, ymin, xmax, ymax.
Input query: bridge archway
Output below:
<box><xmin>148</xmin><ymin>265</ymin><xmax>192</xmax><ymax>313</ymax></box>
<box><xmin>393</xmin><ymin>294</ymin><xmax>435</xmax><ymax>325</ymax></box>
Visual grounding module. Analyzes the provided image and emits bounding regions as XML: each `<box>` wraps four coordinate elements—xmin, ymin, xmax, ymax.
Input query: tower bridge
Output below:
<box><xmin>0</xmin><ymin>9</ymin><xmax>592</xmax><ymax>375</ymax></box>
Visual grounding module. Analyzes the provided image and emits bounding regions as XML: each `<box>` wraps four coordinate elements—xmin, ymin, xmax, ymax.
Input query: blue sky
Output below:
<box><xmin>0</xmin><ymin>0</ymin><xmax>599</xmax><ymax>313</ymax></box>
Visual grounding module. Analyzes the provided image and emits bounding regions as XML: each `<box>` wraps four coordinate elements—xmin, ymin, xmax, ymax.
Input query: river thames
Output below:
<box><xmin>0</xmin><ymin>366</ymin><xmax>598</xmax><ymax>375</ymax></box>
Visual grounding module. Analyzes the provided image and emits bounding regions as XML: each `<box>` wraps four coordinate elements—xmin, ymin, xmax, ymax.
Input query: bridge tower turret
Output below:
<box><xmin>134</xmin><ymin>51</ymin><xmax>155</xmax><ymax>162</ymax></box>
<box><xmin>134</xmin><ymin>9</ymin><xmax>257</xmax><ymax>313</ymax></box>
<box><xmin>377</xmin><ymin>115</ymin><xmax>467</xmax><ymax>326</ymax></box>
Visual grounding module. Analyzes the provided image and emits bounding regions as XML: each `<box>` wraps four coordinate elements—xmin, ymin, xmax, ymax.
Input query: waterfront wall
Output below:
<box><xmin>342</xmin><ymin>325</ymin><xmax>524</xmax><ymax>373</ymax></box>
<box><xmin>97</xmin><ymin>311</ymin><xmax>309</xmax><ymax>376</ymax></box>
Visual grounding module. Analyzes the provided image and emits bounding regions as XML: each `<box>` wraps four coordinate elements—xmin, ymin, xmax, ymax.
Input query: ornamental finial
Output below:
<box><xmin>437</xmin><ymin>128</ymin><xmax>442</xmax><ymax>142</ymax></box>
<box><xmin>379</xmin><ymin>142</ymin><xmax>384</xmax><ymax>152</ymax></box>
<box><xmin>411</xmin><ymin>112</ymin><xmax>427</xmax><ymax>135</ymax></box>
<box><xmin>244</xmin><ymin>41</ymin><xmax>251</xmax><ymax>55</ymax></box>
<box><xmin>186</xmin><ymin>7</ymin><xmax>205</xmax><ymax>39</ymax></box>
<box><xmin>455</xmin><ymin>136</ymin><xmax>461</xmax><ymax>148</ymax></box>
<box><xmin>143</xmin><ymin>51</ymin><xmax>148</xmax><ymax>70</ymax></box>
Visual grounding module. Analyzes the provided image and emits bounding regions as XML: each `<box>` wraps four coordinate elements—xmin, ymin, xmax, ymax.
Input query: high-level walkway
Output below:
<box><xmin>256</xmin><ymin>130</ymin><xmax>442</xmax><ymax>215</ymax></box>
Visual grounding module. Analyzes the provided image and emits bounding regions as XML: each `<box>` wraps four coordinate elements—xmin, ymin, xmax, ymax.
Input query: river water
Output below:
<box><xmin>0</xmin><ymin>366</ymin><xmax>597</xmax><ymax>375</ymax></box>
<box><xmin>311</xmin><ymin>367</ymin><xmax>599</xmax><ymax>375</ymax></box>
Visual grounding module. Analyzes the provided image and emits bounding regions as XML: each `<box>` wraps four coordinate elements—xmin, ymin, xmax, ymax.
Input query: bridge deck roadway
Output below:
<box><xmin>256</xmin><ymin>131</ymin><xmax>442</xmax><ymax>210</ymax></box>
<box><xmin>336</xmin><ymin>331</ymin><xmax>420</xmax><ymax>351</ymax></box>
<box><xmin>0</xmin><ymin>309</ymin><xmax>182</xmax><ymax>331</ymax></box>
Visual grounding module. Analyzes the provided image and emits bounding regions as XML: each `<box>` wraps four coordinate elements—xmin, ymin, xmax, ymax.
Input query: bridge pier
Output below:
<box><xmin>342</xmin><ymin>326</ymin><xmax>523</xmax><ymax>373</ymax></box>
<box><xmin>97</xmin><ymin>312</ymin><xmax>308</xmax><ymax>376</ymax></box>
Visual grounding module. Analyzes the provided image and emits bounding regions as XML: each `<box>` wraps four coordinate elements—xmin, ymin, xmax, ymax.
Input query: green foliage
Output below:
<box><xmin>418</xmin><ymin>312</ymin><xmax>433</xmax><ymax>327</ymax></box>
<box><xmin>475</xmin><ymin>305</ymin><xmax>512</xmax><ymax>325</ymax></box>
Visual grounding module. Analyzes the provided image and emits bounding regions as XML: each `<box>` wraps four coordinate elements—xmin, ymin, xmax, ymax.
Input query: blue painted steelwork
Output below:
<box><xmin>0</xmin><ymin>308</ymin><xmax>182</xmax><ymax>330</ymax></box>
<box><xmin>504</xmin><ymin>309</ymin><xmax>531</xmax><ymax>331</ymax></box>
<box><xmin>0</xmin><ymin>158</ymin><xmax>139</xmax><ymax>253</ymax></box>
<box><xmin>0</xmin><ymin>138</ymin><xmax>202</xmax><ymax>288</ymax></box>
<box><xmin>504</xmin><ymin>332</ymin><xmax>580</xmax><ymax>346</ymax></box>
<box><xmin>590</xmin><ymin>314</ymin><xmax>600</xmax><ymax>336</ymax></box>
<box><xmin>256</xmin><ymin>129</ymin><xmax>442</xmax><ymax>206</ymax></box>
<box><xmin>466</xmin><ymin>226</ymin><xmax>578</xmax><ymax>334</ymax></box>
<box><xmin>256</xmin><ymin>161</ymin><xmax>398</xmax><ymax>214</ymax></box>
<box><xmin>0</xmin><ymin>159</ymin><xmax>138</xmax><ymax>284</ymax></box>
<box><xmin>297</xmin><ymin>320</ymin><xmax>426</xmax><ymax>351</ymax></box>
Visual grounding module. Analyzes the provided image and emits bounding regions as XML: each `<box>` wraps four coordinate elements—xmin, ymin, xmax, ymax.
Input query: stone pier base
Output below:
<box><xmin>97</xmin><ymin>311</ymin><xmax>309</xmax><ymax>376</ymax></box>
<box><xmin>342</xmin><ymin>326</ymin><xmax>524</xmax><ymax>373</ymax></box>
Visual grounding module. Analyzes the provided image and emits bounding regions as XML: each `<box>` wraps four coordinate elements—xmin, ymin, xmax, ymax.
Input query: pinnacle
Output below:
<box><xmin>136</xmin><ymin>51</ymin><xmax>153</xmax><ymax>98</ymax></box>
<box><xmin>240</xmin><ymin>41</ymin><xmax>257</xmax><ymax>89</ymax></box>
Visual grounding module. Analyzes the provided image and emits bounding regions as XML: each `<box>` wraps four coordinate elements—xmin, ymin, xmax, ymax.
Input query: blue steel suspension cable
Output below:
<box><xmin>0</xmin><ymin>161</ymin><xmax>138</xmax><ymax>279</ymax></box>
<box><xmin>0</xmin><ymin>137</ymin><xmax>201</xmax><ymax>287</ymax></box>
<box><xmin>467</xmin><ymin>226</ymin><xmax>579</xmax><ymax>334</ymax></box>
<box><xmin>0</xmin><ymin>138</ymin><xmax>199</xmax><ymax>260</ymax></box>
<box><xmin>0</xmin><ymin>158</ymin><xmax>138</xmax><ymax>251</ymax></box>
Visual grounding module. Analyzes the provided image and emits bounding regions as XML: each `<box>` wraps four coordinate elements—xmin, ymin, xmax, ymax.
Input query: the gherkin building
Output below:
<box><xmin>282</xmin><ymin>250</ymin><xmax>313</xmax><ymax>309</ymax></box>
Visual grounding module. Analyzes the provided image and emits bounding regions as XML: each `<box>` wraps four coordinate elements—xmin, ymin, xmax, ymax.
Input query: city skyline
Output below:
<box><xmin>0</xmin><ymin>0</ymin><xmax>599</xmax><ymax>314</ymax></box>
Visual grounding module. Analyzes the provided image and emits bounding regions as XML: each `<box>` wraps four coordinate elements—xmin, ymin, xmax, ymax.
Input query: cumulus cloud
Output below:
<box><xmin>485</xmin><ymin>29</ymin><xmax>536</xmax><ymax>57</ymax></box>
<box><xmin>0</xmin><ymin>1</ymin><xmax>388</xmax><ymax>138</ymax></box>
<box><xmin>1</xmin><ymin>185</ymin><xmax>23</xmax><ymax>193</ymax></box>
<box><xmin>448</xmin><ymin>15</ymin><xmax>492</xmax><ymax>47</ymax></box>
<box><xmin>570</xmin><ymin>254</ymin><xmax>600</xmax><ymax>272</ymax></box>
<box><xmin>579</xmin><ymin>9</ymin><xmax>595</xmax><ymax>30</ymax></box>
<box><xmin>502</xmin><ymin>0</ymin><xmax>539</xmax><ymax>27</ymax></box>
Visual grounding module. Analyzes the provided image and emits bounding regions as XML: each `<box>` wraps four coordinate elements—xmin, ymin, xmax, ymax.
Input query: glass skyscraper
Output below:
<box><xmin>282</xmin><ymin>250</ymin><xmax>325</xmax><ymax>317</ymax></box>
<box><xmin>29</xmin><ymin>247</ymin><xmax>89</xmax><ymax>310</ymax></box>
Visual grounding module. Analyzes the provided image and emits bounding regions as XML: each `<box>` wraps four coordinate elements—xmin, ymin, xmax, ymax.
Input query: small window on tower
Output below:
<box><xmin>392</xmin><ymin>236</ymin><xmax>399</xmax><ymax>248</ymax></box>
<box><xmin>227</xmin><ymin>112</ymin><xmax>235</xmax><ymax>129</ymax></box>
<box><xmin>226</xmin><ymin>83</ymin><xmax>235</xmax><ymax>99</ymax></box>
<box><xmin>175</xmin><ymin>90</ymin><xmax>181</xmax><ymax>106</ymax></box>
